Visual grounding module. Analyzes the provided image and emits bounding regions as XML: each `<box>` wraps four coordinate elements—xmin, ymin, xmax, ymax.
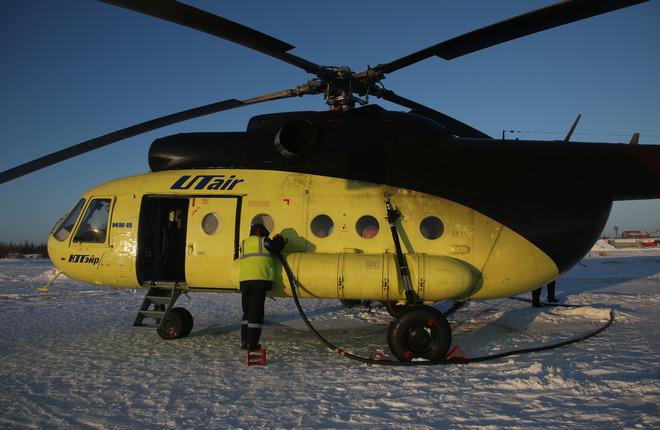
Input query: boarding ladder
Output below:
<box><xmin>133</xmin><ymin>281</ymin><xmax>185</xmax><ymax>330</ymax></box>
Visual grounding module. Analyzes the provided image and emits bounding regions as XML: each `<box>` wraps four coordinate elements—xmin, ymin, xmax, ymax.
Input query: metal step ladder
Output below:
<box><xmin>133</xmin><ymin>281</ymin><xmax>184</xmax><ymax>330</ymax></box>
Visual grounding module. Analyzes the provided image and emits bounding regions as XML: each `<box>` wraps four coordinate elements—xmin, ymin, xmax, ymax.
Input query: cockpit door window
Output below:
<box><xmin>53</xmin><ymin>198</ymin><xmax>86</xmax><ymax>242</ymax></box>
<box><xmin>73</xmin><ymin>199</ymin><xmax>112</xmax><ymax>244</ymax></box>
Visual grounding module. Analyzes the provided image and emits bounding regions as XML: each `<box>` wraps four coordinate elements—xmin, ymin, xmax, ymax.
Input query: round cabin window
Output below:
<box><xmin>311</xmin><ymin>214</ymin><xmax>334</xmax><ymax>238</ymax></box>
<box><xmin>251</xmin><ymin>213</ymin><xmax>275</xmax><ymax>234</ymax></box>
<box><xmin>420</xmin><ymin>216</ymin><xmax>444</xmax><ymax>239</ymax></box>
<box><xmin>202</xmin><ymin>213</ymin><xmax>219</xmax><ymax>235</ymax></box>
<box><xmin>356</xmin><ymin>215</ymin><xmax>379</xmax><ymax>239</ymax></box>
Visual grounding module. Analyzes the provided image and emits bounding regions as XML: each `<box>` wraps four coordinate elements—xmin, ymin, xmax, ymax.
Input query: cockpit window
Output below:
<box><xmin>54</xmin><ymin>198</ymin><xmax>86</xmax><ymax>242</ymax></box>
<box><xmin>73</xmin><ymin>199</ymin><xmax>112</xmax><ymax>243</ymax></box>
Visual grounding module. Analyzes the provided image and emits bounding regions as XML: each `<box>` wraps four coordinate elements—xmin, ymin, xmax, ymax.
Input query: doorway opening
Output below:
<box><xmin>137</xmin><ymin>196</ymin><xmax>189</xmax><ymax>284</ymax></box>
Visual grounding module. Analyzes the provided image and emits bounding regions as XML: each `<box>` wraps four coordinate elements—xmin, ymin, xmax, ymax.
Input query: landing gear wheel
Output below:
<box><xmin>382</xmin><ymin>300</ymin><xmax>407</xmax><ymax>317</ymax></box>
<box><xmin>157</xmin><ymin>307</ymin><xmax>194</xmax><ymax>340</ymax></box>
<box><xmin>174</xmin><ymin>307</ymin><xmax>194</xmax><ymax>337</ymax></box>
<box><xmin>387</xmin><ymin>305</ymin><xmax>452</xmax><ymax>362</ymax></box>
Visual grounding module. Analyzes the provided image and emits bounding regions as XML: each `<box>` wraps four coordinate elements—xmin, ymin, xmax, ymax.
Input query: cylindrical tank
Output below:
<box><xmin>274</xmin><ymin>252</ymin><xmax>479</xmax><ymax>302</ymax></box>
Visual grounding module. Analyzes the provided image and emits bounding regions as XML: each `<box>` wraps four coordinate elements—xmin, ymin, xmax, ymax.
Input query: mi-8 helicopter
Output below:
<box><xmin>1</xmin><ymin>0</ymin><xmax>658</xmax><ymax>362</ymax></box>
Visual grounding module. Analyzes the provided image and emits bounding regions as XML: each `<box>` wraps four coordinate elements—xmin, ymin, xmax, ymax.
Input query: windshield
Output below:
<box><xmin>53</xmin><ymin>198</ymin><xmax>86</xmax><ymax>242</ymax></box>
<box><xmin>73</xmin><ymin>199</ymin><xmax>111</xmax><ymax>243</ymax></box>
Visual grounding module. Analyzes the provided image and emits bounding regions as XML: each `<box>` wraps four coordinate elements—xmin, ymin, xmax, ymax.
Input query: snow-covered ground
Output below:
<box><xmin>1</xmin><ymin>249</ymin><xmax>658</xmax><ymax>429</ymax></box>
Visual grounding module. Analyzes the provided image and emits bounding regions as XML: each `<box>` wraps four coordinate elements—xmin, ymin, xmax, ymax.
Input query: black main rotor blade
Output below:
<box><xmin>0</xmin><ymin>89</ymin><xmax>300</xmax><ymax>185</ymax></box>
<box><xmin>373</xmin><ymin>88</ymin><xmax>491</xmax><ymax>139</ymax></box>
<box><xmin>100</xmin><ymin>0</ymin><xmax>322</xmax><ymax>75</ymax></box>
<box><xmin>376</xmin><ymin>0</ymin><xmax>648</xmax><ymax>74</ymax></box>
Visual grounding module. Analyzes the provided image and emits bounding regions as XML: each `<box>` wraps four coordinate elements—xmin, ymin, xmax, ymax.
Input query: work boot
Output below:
<box><xmin>246</xmin><ymin>327</ymin><xmax>262</xmax><ymax>350</ymax></box>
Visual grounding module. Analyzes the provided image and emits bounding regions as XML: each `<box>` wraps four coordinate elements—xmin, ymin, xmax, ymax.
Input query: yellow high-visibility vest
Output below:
<box><xmin>239</xmin><ymin>236</ymin><xmax>275</xmax><ymax>282</ymax></box>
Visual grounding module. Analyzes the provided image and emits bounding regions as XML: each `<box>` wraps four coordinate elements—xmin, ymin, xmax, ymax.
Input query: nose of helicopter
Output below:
<box><xmin>47</xmin><ymin>234</ymin><xmax>66</xmax><ymax>274</ymax></box>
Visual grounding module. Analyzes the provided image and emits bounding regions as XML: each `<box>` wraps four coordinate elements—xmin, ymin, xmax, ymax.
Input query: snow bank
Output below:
<box><xmin>591</xmin><ymin>239</ymin><xmax>615</xmax><ymax>251</ymax></box>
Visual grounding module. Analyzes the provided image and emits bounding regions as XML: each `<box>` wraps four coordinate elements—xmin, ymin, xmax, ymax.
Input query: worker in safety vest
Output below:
<box><xmin>239</xmin><ymin>223</ymin><xmax>286</xmax><ymax>350</ymax></box>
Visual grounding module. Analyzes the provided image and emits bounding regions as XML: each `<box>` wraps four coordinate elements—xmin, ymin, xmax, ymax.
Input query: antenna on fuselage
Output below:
<box><xmin>563</xmin><ymin>114</ymin><xmax>582</xmax><ymax>142</ymax></box>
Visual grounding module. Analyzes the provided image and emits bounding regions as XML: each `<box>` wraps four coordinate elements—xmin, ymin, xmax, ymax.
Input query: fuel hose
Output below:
<box><xmin>278</xmin><ymin>254</ymin><xmax>615</xmax><ymax>366</ymax></box>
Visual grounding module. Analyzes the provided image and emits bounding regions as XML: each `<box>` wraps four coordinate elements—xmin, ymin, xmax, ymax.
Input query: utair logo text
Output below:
<box><xmin>69</xmin><ymin>254</ymin><xmax>100</xmax><ymax>265</ymax></box>
<box><xmin>170</xmin><ymin>174</ymin><xmax>244</xmax><ymax>191</ymax></box>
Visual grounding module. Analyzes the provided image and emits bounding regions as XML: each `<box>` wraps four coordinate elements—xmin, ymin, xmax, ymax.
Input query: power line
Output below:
<box><xmin>504</xmin><ymin>130</ymin><xmax>660</xmax><ymax>138</ymax></box>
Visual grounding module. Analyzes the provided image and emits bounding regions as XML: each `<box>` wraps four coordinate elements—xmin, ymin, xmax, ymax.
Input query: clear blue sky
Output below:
<box><xmin>1</xmin><ymin>0</ymin><xmax>658</xmax><ymax>243</ymax></box>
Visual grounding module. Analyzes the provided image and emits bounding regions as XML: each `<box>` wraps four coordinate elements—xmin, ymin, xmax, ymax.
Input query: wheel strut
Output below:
<box><xmin>384</xmin><ymin>195</ymin><xmax>416</xmax><ymax>305</ymax></box>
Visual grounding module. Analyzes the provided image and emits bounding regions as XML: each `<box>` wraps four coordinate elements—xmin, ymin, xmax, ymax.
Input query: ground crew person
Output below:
<box><xmin>239</xmin><ymin>223</ymin><xmax>286</xmax><ymax>350</ymax></box>
<box><xmin>532</xmin><ymin>280</ymin><xmax>559</xmax><ymax>307</ymax></box>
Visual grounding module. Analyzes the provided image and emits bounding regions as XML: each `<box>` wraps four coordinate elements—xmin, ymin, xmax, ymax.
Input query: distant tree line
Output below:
<box><xmin>0</xmin><ymin>241</ymin><xmax>48</xmax><ymax>258</ymax></box>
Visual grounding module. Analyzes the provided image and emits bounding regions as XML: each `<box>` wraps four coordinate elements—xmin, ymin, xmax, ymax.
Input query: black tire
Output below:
<box><xmin>157</xmin><ymin>307</ymin><xmax>193</xmax><ymax>340</ymax></box>
<box><xmin>387</xmin><ymin>305</ymin><xmax>452</xmax><ymax>361</ymax></box>
<box><xmin>340</xmin><ymin>299</ymin><xmax>362</xmax><ymax>309</ymax></box>
<box><xmin>383</xmin><ymin>300</ymin><xmax>407</xmax><ymax>317</ymax></box>
<box><xmin>173</xmin><ymin>307</ymin><xmax>194</xmax><ymax>338</ymax></box>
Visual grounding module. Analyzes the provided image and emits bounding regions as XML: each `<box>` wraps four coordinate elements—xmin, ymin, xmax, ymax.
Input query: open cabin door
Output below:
<box><xmin>137</xmin><ymin>196</ymin><xmax>189</xmax><ymax>285</ymax></box>
<box><xmin>185</xmin><ymin>196</ymin><xmax>241</xmax><ymax>288</ymax></box>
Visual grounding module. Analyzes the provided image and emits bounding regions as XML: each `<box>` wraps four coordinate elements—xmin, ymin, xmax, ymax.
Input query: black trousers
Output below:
<box><xmin>532</xmin><ymin>281</ymin><xmax>558</xmax><ymax>307</ymax></box>
<box><xmin>532</xmin><ymin>287</ymin><xmax>543</xmax><ymax>307</ymax></box>
<box><xmin>240</xmin><ymin>280</ymin><xmax>271</xmax><ymax>349</ymax></box>
<box><xmin>547</xmin><ymin>280</ymin><xmax>557</xmax><ymax>301</ymax></box>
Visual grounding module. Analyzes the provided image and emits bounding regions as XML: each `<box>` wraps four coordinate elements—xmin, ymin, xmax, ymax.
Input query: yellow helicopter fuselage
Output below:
<box><xmin>47</xmin><ymin>168</ymin><xmax>558</xmax><ymax>302</ymax></box>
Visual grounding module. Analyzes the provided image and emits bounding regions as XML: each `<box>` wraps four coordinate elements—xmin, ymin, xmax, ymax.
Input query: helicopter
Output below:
<box><xmin>1</xmin><ymin>0</ymin><xmax>659</xmax><ymax>362</ymax></box>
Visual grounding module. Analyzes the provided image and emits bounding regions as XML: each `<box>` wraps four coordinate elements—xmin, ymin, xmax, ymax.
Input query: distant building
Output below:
<box><xmin>621</xmin><ymin>230</ymin><xmax>649</xmax><ymax>239</ymax></box>
<box><xmin>608</xmin><ymin>238</ymin><xmax>658</xmax><ymax>248</ymax></box>
<box><xmin>2</xmin><ymin>253</ymin><xmax>43</xmax><ymax>259</ymax></box>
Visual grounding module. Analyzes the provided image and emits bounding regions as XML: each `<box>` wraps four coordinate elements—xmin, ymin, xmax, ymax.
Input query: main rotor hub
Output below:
<box><xmin>323</xmin><ymin>66</ymin><xmax>357</xmax><ymax>111</ymax></box>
